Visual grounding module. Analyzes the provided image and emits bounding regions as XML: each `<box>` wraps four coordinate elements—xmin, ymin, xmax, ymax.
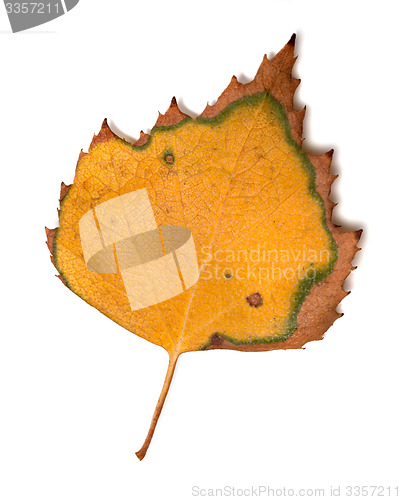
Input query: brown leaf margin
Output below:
<box><xmin>46</xmin><ymin>182</ymin><xmax>72</xmax><ymax>286</ymax></box>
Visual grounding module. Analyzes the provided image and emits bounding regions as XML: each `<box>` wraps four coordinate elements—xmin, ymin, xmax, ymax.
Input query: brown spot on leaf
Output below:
<box><xmin>210</xmin><ymin>333</ymin><xmax>223</xmax><ymax>346</ymax></box>
<box><xmin>246</xmin><ymin>292</ymin><xmax>263</xmax><ymax>307</ymax></box>
<box><xmin>165</xmin><ymin>154</ymin><xmax>174</xmax><ymax>164</ymax></box>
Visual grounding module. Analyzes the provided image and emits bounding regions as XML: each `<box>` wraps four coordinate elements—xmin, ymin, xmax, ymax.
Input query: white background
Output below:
<box><xmin>0</xmin><ymin>1</ymin><xmax>401</xmax><ymax>499</ymax></box>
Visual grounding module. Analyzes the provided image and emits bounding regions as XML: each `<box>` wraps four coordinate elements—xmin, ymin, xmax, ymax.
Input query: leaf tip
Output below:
<box><xmin>56</xmin><ymin>274</ymin><xmax>67</xmax><ymax>287</ymax></box>
<box><xmin>354</xmin><ymin>229</ymin><xmax>363</xmax><ymax>248</ymax></box>
<box><xmin>59</xmin><ymin>182</ymin><xmax>71</xmax><ymax>202</ymax></box>
<box><xmin>154</xmin><ymin>96</ymin><xmax>190</xmax><ymax>128</ymax></box>
<box><xmin>288</xmin><ymin>33</ymin><xmax>296</xmax><ymax>47</ymax></box>
<box><xmin>134</xmin><ymin>130</ymin><xmax>150</xmax><ymax>147</ymax></box>
<box><xmin>45</xmin><ymin>227</ymin><xmax>58</xmax><ymax>268</ymax></box>
<box><xmin>45</xmin><ymin>226</ymin><xmax>56</xmax><ymax>254</ymax></box>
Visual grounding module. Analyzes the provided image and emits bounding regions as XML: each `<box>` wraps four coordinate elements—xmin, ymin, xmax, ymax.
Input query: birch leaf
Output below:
<box><xmin>46</xmin><ymin>34</ymin><xmax>361</xmax><ymax>460</ymax></box>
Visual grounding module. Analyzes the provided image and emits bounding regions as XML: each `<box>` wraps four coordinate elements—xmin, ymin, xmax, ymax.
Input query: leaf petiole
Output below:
<box><xmin>135</xmin><ymin>352</ymin><xmax>179</xmax><ymax>460</ymax></box>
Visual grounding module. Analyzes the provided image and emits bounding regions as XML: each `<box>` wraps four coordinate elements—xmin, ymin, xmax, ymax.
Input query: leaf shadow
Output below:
<box><xmin>291</xmin><ymin>34</ymin><xmax>365</xmax><ymax>269</ymax></box>
<box><xmin>108</xmin><ymin>120</ymin><xmax>138</xmax><ymax>144</ymax></box>
<box><xmin>176</xmin><ymin>98</ymin><xmax>199</xmax><ymax>119</ymax></box>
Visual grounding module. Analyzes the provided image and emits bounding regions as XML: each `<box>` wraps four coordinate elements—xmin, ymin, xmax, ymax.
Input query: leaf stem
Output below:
<box><xmin>135</xmin><ymin>352</ymin><xmax>179</xmax><ymax>460</ymax></box>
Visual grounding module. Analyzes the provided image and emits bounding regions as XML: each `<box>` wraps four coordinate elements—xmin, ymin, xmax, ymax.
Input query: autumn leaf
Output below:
<box><xmin>46</xmin><ymin>34</ymin><xmax>361</xmax><ymax>460</ymax></box>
